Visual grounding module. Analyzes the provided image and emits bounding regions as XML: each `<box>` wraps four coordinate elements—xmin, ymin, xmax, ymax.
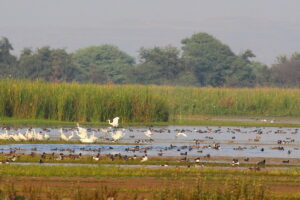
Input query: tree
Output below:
<box><xmin>240</xmin><ymin>49</ymin><xmax>256</xmax><ymax>62</ymax></box>
<box><xmin>181</xmin><ymin>33</ymin><xmax>256</xmax><ymax>87</ymax></box>
<box><xmin>72</xmin><ymin>45</ymin><xmax>135</xmax><ymax>84</ymax></box>
<box><xmin>0</xmin><ymin>37</ymin><xmax>17</xmax><ymax>78</ymax></box>
<box><xmin>17</xmin><ymin>47</ymin><xmax>81</xmax><ymax>82</ymax></box>
<box><xmin>271</xmin><ymin>52</ymin><xmax>300</xmax><ymax>87</ymax></box>
<box><xmin>181</xmin><ymin>33</ymin><xmax>235</xmax><ymax>86</ymax></box>
<box><xmin>133</xmin><ymin>46</ymin><xmax>184</xmax><ymax>84</ymax></box>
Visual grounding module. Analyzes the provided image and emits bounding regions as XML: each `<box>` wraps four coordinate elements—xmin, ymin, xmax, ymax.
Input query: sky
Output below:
<box><xmin>1</xmin><ymin>0</ymin><xmax>300</xmax><ymax>65</ymax></box>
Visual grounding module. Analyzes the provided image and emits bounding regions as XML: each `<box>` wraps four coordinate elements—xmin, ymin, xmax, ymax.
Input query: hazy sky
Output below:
<box><xmin>1</xmin><ymin>0</ymin><xmax>300</xmax><ymax>64</ymax></box>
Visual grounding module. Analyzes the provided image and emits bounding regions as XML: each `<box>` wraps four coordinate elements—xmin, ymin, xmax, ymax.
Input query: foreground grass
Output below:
<box><xmin>0</xmin><ymin>165</ymin><xmax>299</xmax><ymax>199</ymax></box>
<box><xmin>0</xmin><ymin>164</ymin><xmax>300</xmax><ymax>180</ymax></box>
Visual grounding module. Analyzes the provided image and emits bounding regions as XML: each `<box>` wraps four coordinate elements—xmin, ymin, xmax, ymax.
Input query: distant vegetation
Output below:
<box><xmin>1</xmin><ymin>80</ymin><xmax>300</xmax><ymax>123</ymax></box>
<box><xmin>0</xmin><ymin>80</ymin><xmax>168</xmax><ymax>122</ymax></box>
<box><xmin>1</xmin><ymin>32</ymin><xmax>300</xmax><ymax>87</ymax></box>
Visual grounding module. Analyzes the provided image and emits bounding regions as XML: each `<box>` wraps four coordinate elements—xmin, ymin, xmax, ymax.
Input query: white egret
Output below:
<box><xmin>175</xmin><ymin>132</ymin><xmax>187</xmax><ymax>137</ymax></box>
<box><xmin>25</xmin><ymin>129</ymin><xmax>33</xmax><ymax>140</ymax></box>
<box><xmin>111</xmin><ymin>130</ymin><xmax>125</xmax><ymax>141</ymax></box>
<box><xmin>18</xmin><ymin>132</ymin><xmax>27</xmax><ymax>141</ymax></box>
<box><xmin>108</xmin><ymin>117</ymin><xmax>119</xmax><ymax>128</ymax></box>
<box><xmin>77</xmin><ymin>123</ymin><xmax>87</xmax><ymax>139</ymax></box>
<box><xmin>60</xmin><ymin>128</ymin><xmax>69</xmax><ymax>141</ymax></box>
<box><xmin>144</xmin><ymin>130</ymin><xmax>152</xmax><ymax>138</ymax></box>
<box><xmin>80</xmin><ymin>135</ymin><xmax>97</xmax><ymax>143</ymax></box>
<box><xmin>44</xmin><ymin>133</ymin><xmax>50</xmax><ymax>140</ymax></box>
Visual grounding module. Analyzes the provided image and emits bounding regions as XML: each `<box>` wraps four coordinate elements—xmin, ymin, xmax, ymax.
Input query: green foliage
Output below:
<box><xmin>127</xmin><ymin>45</ymin><xmax>185</xmax><ymax>85</ymax></box>
<box><xmin>17</xmin><ymin>47</ymin><xmax>82</xmax><ymax>82</ymax></box>
<box><xmin>271</xmin><ymin>52</ymin><xmax>300</xmax><ymax>87</ymax></box>
<box><xmin>1</xmin><ymin>34</ymin><xmax>300</xmax><ymax>88</ymax></box>
<box><xmin>0</xmin><ymin>79</ymin><xmax>169</xmax><ymax>122</ymax></box>
<box><xmin>181</xmin><ymin>33</ymin><xmax>256</xmax><ymax>87</ymax></box>
<box><xmin>0</xmin><ymin>37</ymin><xmax>17</xmax><ymax>78</ymax></box>
<box><xmin>72</xmin><ymin>45</ymin><xmax>135</xmax><ymax>84</ymax></box>
<box><xmin>149</xmin><ymin>86</ymin><xmax>300</xmax><ymax>117</ymax></box>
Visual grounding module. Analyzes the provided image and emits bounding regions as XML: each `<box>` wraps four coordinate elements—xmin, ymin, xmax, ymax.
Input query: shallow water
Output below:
<box><xmin>1</xmin><ymin>126</ymin><xmax>299</xmax><ymax>159</ymax></box>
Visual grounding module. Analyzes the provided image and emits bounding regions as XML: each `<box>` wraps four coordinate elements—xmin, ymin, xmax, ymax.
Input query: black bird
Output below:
<box><xmin>257</xmin><ymin>159</ymin><xmax>266</xmax><ymax>165</ymax></box>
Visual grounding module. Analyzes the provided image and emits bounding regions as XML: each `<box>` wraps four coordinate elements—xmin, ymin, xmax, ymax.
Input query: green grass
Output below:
<box><xmin>0</xmin><ymin>79</ymin><xmax>169</xmax><ymax>123</ymax></box>
<box><xmin>0</xmin><ymin>154</ymin><xmax>298</xmax><ymax>168</ymax></box>
<box><xmin>2</xmin><ymin>80</ymin><xmax>300</xmax><ymax>125</ymax></box>
<box><xmin>151</xmin><ymin>86</ymin><xmax>300</xmax><ymax>118</ymax></box>
<box><xmin>0</xmin><ymin>165</ymin><xmax>299</xmax><ymax>199</ymax></box>
<box><xmin>0</xmin><ymin>164</ymin><xmax>299</xmax><ymax>178</ymax></box>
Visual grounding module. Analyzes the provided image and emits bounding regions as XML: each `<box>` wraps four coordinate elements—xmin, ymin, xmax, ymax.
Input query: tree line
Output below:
<box><xmin>1</xmin><ymin>32</ymin><xmax>299</xmax><ymax>87</ymax></box>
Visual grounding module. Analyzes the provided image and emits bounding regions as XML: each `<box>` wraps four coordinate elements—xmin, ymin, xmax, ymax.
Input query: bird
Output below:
<box><xmin>44</xmin><ymin>133</ymin><xmax>50</xmax><ymax>141</ymax></box>
<box><xmin>77</xmin><ymin>123</ymin><xmax>87</xmax><ymax>139</ymax></box>
<box><xmin>111</xmin><ymin>130</ymin><xmax>125</xmax><ymax>141</ymax></box>
<box><xmin>80</xmin><ymin>134</ymin><xmax>97</xmax><ymax>143</ymax></box>
<box><xmin>108</xmin><ymin>117</ymin><xmax>119</xmax><ymax>128</ymax></box>
<box><xmin>175</xmin><ymin>132</ymin><xmax>187</xmax><ymax>137</ymax></box>
<box><xmin>24</xmin><ymin>129</ymin><xmax>33</xmax><ymax>140</ymax></box>
<box><xmin>144</xmin><ymin>129</ymin><xmax>152</xmax><ymax>138</ymax></box>
<box><xmin>18</xmin><ymin>132</ymin><xmax>27</xmax><ymax>141</ymax></box>
<box><xmin>60</xmin><ymin>129</ymin><xmax>69</xmax><ymax>141</ymax></box>
<box><xmin>232</xmin><ymin>159</ymin><xmax>239</xmax><ymax>166</ymax></box>
<box><xmin>141</xmin><ymin>155</ymin><xmax>148</xmax><ymax>162</ymax></box>
<box><xmin>257</xmin><ymin>159</ymin><xmax>266</xmax><ymax>166</ymax></box>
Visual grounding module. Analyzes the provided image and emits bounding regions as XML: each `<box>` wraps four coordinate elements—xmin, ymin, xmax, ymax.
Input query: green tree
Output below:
<box><xmin>0</xmin><ymin>37</ymin><xmax>17</xmax><ymax>78</ymax></box>
<box><xmin>17</xmin><ymin>47</ymin><xmax>81</xmax><ymax>82</ymax></box>
<box><xmin>132</xmin><ymin>46</ymin><xmax>184</xmax><ymax>84</ymax></box>
<box><xmin>181</xmin><ymin>33</ymin><xmax>256</xmax><ymax>87</ymax></box>
<box><xmin>271</xmin><ymin>52</ymin><xmax>300</xmax><ymax>87</ymax></box>
<box><xmin>72</xmin><ymin>45</ymin><xmax>135</xmax><ymax>84</ymax></box>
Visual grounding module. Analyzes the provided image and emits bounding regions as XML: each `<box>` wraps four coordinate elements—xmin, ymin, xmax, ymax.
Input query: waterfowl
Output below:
<box><xmin>108</xmin><ymin>117</ymin><xmax>119</xmax><ymax>128</ymax></box>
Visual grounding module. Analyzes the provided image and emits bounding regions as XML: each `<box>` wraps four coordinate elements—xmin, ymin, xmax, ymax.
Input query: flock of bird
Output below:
<box><xmin>0</xmin><ymin>116</ymin><xmax>189</xmax><ymax>143</ymax></box>
<box><xmin>0</xmin><ymin>118</ymin><xmax>299</xmax><ymax>167</ymax></box>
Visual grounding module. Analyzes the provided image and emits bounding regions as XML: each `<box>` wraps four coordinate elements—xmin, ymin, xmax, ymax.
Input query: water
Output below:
<box><xmin>1</xmin><ymin>126</ymin><xmax>299</xmax><ymax>158</ymax></box>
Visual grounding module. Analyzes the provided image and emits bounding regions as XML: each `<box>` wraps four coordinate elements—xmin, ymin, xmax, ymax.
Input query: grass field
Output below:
<box><xmin>0</xmin><ymin>164</ymin><xmax>299</xmax><ymax>199</ymax></box>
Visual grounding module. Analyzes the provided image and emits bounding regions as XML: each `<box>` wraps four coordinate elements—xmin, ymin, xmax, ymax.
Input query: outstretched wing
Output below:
<box><xmin>113</xmin><ymin>117</ymin><xmax>119</xmax><ymax>124</ymax></box>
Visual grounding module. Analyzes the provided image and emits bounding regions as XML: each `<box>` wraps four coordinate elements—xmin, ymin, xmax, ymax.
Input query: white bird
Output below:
<box><xmin>80</xmin><ymin>135</ymin><xmax>97</xmax><ymax>143</ymax></box>
<box><xmin>34</xmin><ymin>131</ymin><xmax>44</xmax><ymax>141</ymax></box>
<box><xmin>108</xmin><ymin>117</ymin><xmax>119</xmax><ymax>128</ymax></box>
<box><xmin>144</xmin><ymin>130</ymin><xmax>152</xmax><ymax>138</ymax></box>
<box><xmin>141</xmin><ymin>155</ymin><xmax>148</xmax><ymax>162</ymax></box>
<box><xmin>89</xmin><ymin>132</ymin><xmax>97</xmax><ymax>141</ymax></box>
<box><xmin>18</xmin><ymin>132</ymin><xmax>27</xmax><ymax>141</ymax></box>
<box><xmin>111</xmin><ymin>130</ymin><xmax>125</xmax><ymax>141</ymax></box>
<box><xmin>175</xmin><ymin>132</ymin><xmax>187</xmax><ymax>137</ymax></box>
<box><xmin>25</xmin><ymin>129</ymin><xmax>33</xmax><ymax>140</ymax></box>
<box><xmin>60</xmin><ymin>128</ymin><xmax>69</xmax><ymax>141</ymax></box>
<box><xmin>44</xmin><ymin>133</ymin><xmax>50</xmax><ymax>141</ymax></box>
<box><xmin>68</xmin><ymin>131</ymin><xmax>74</xmax><ymax>140</ymax></box>
<box><xmin>77</xmin><ymin>123</ymin><xmax>87</xmax><ymax>139</ymax></box>
<box><xmin>10</xmin><ymin>134</ymin><xmax>21</xmax><ymax>141</ymax></box>
<box><xmin>0</xmin><ymin>129</ymin><xmax>9</xmax><ymax>140</ymax></box>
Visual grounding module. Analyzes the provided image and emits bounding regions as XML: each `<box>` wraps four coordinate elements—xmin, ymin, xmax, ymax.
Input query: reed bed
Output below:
<box><xmin>0</xmin><ymin>79</ymin><xmax>169</xmax><ymax>122</ymax></box>
<box><xmin>149</xmin><ymin>86</ymin><xmax>300</xmax><ymax>117</ymax></box>
<box><xmin>1</xmin><ymin>79</ymin><xmax>300</xmax><ymax>123</ymax></box>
